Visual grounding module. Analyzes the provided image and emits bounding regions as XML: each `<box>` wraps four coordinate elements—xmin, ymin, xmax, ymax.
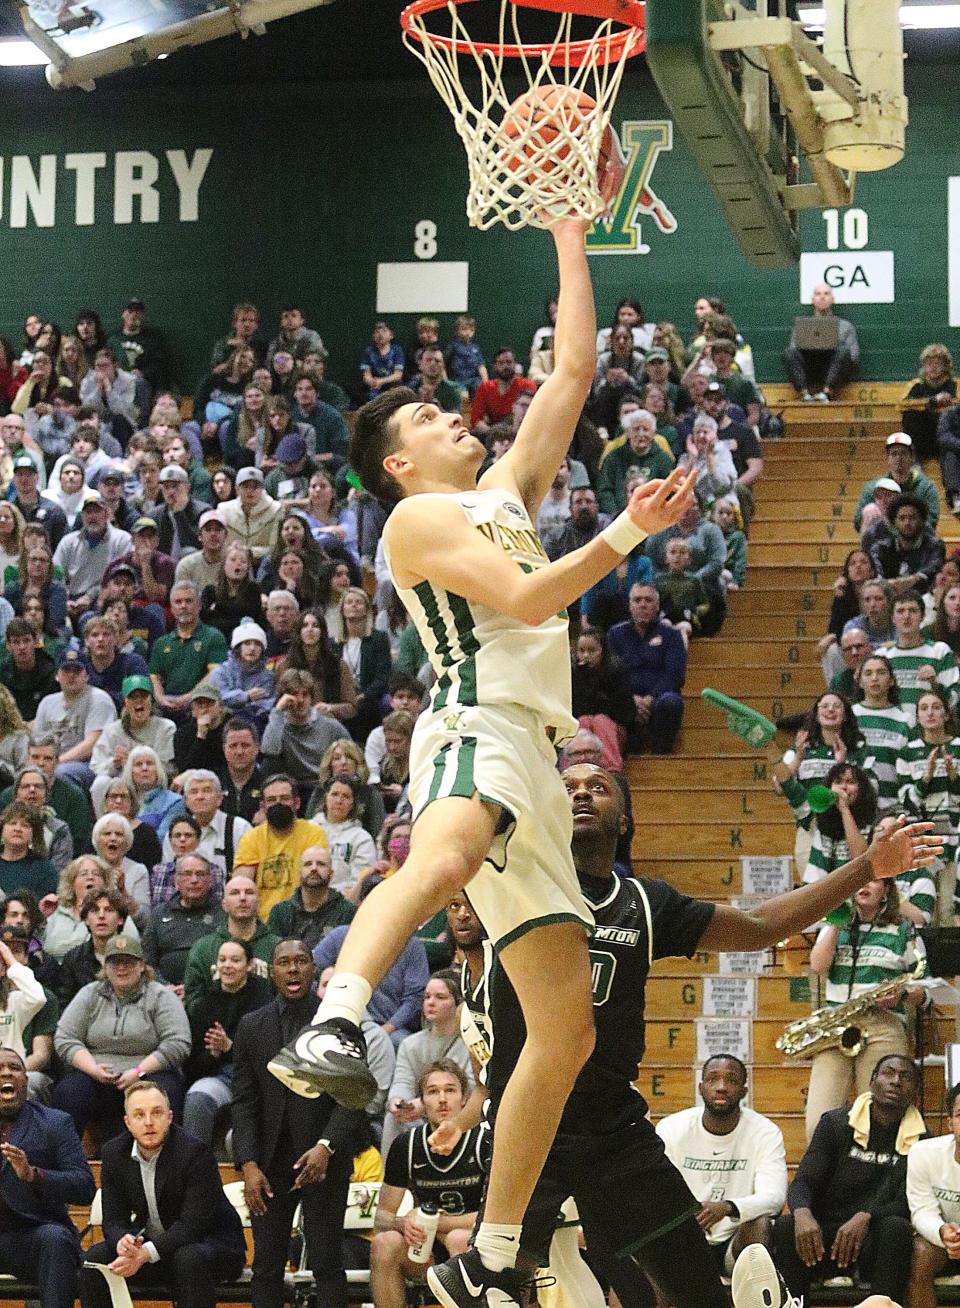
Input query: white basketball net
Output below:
<box><xmin>402</xmin><ymin>0</ymin><xmax>643</xmax><ymax>231</ymax></box>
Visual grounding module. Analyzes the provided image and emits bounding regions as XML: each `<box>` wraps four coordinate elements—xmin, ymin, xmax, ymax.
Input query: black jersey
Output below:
<box><xmin>487</xmin><ymin>873</ymin><xmax>714</xmax><ymax>1133</ymax></box>
<box><xmin>459</xmin><ymin>945</ymin><xmax>493</xmax><ymax>1078</ymax></box>
<box><xmin>383</xmin><ymin>1123</ymin><xmax>489</xmax><ymax>1216</ymax></box>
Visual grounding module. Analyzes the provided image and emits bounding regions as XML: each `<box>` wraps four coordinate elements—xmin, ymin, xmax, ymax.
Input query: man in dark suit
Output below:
<box><xmin>232</xmin><ymin>938</ymin><xmax>362</xmax><ymax>1308</ymax></box>
<box><xmin>0</xmin><ymin>1045</ymin><xmax>96</xmax><ymax>1308</ymax></box>
<box><xmin>82</xmin><ymin>1080</ymin><xmax>245</xmax><ymax>1308</ymax></box>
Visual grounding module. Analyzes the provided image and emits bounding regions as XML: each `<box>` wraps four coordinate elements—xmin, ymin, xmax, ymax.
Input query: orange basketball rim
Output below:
<box><xmin>399</xmin><ymin>0</ymin><xmax>645</xmax><ymax>229</ymax></box>
<box><xmin>400</xmin><ymin>0</ymin><xmax>646</xmax><ymax>70</ymax></box>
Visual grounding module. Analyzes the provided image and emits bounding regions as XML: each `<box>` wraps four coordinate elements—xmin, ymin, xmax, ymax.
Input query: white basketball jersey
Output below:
<box><xmin>385</xmin><ymin>488</ymin><xmax>577</xmax><ymax>741</ymax></box>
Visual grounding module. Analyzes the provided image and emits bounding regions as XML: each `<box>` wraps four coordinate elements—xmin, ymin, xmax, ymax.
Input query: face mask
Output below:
<box><xmin>266</xmin><ymin>803</ymin><xmax>295</xmax><ymax>831</ymax></box>
<box><xmin>388</xmin><ymin>836</ymin><xmax>410</xmax><ymax>863</ymax></box>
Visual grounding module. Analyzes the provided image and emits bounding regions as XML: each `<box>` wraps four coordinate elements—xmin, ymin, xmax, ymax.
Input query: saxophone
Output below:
<box><xmin>776</xmin><ymin>957</ymin><xmax>926</xmax><ymax>1059</ymax></box>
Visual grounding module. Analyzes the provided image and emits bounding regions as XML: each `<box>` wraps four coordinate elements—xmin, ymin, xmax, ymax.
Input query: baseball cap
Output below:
<box><xmin>80</xmin><ymin>491</ymin><xmax>104</xmax><ymax>508</ymax></box>
<box><xmin>58</xmin><ymin>648</ymin><xmax>86</xmax><ymax>671</ymax></box>
<box><xmin>875</xmin><ymin>477</ymin><xmax>902</xmax><ymax>494</ymax></box>
<box><xmin>645</xmin><ymin>348</ymin><xmax>670</xmax><ymax>363</ymax></box>
<box><xmin>886</xmin><ymin>432</ymin><xmax>913</xmax><ymax>447</ymax></box>
<box><xmin>705</xmin><ymin>381</ymin><xmax>724</xmax><ymax>395</ymax></box>
<box><xmin>110</xmin><ymin>563</ymin><xmax>137</xmax><ymax>579</ymax></box>
<box><xmin>97</xmin><ymin>466</ymin><xmax>123</xmax><ymax>484</ymax></box>
<box><xmin>103</xmin><ymin>934</ymin><xmax>143</xmax><ymax>961</ymax></box>
<box><xmin>236</xmin><ymin>467</ymin><xmax>264</xmax><ymax>486</ymax></box>
<box><xmin>275</xmin><ymin>434</ymin><xmax>307</xmax><ymax>465</ymax></box>
<box><xmin>124</xmin><ymin>298</ymin><xmax>145</xmax><ymax>312</ymax></box>
<box><xmin>199</xmin><ymin>510</ymin><xmax>226</xmax><ymax>530</ymax></box>
<box><xmin>190</xmin><ymin>681</ymin><xmax>222</xmax><ymax>702</ymax></box>
<box><xmin>121</xmin><ymin>675</ymin><xmax>153</xmax><ymax>698</ymax></box>
<box><xmin>132</xmin><ymin>517</ymin><xmax>158</xmax><ymax>534</ymax></box>
<box><xmin>232</xmin><ymin>622</ymin><xmax>267</xmax><ymax>649</ymax></box>
<box><xmin>12</xmin><ymin>454</ymin><xmax>36</xmax><ymax>471</ymax></box>
<box><xmin>159</xmin><ymin>464</ymin><xmax>188</xmax><ymax>484</ymax></box>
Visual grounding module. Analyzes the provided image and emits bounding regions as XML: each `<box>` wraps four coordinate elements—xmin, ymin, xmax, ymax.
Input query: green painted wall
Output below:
<box><xmin>0</xmin><ymin>57</ymin><xmax>956</xmax><ymax>396</ymax></box>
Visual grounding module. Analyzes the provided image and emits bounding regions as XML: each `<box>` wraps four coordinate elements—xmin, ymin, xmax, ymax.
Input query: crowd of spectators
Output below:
<box><xmin>5</xmin><ymin>289</ymin><xmax>960</xmax><ymax>1307</ymax></box>
<box><xmin>791</xmin><ymin>386</ymin><xmax>960</xmax><ymax>928</ymax></box>
<box><xmin>0</xmin><ymin>287</ymin><xmax>779</xmax><ymax>769</ymax></box>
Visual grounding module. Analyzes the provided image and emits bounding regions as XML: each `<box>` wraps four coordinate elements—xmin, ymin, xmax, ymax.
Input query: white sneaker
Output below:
<box><xmin>813</xmin><ymin>391</ymin><xmax>830</xmax><ymax>403</ymax></box>
<box><xmin>731</xmin><ymin>1244</ymin><xmax>803</xmax><ymax>1308</ymax></box>
<box><xmin>801</xmin><ymin>391</ymin><xmax>813</xmax><ymax>402</ymax></box>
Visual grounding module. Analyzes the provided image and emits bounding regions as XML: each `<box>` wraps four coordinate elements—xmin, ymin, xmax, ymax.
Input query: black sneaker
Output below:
<box><xmin>731</xmin><ymin>1244</ymin><xmax>802</xmax><ymax>1308</ymax></box>
<box><xmin>427</xmin><ymin>1248</ymin><xmax>523</xmax><ymax>1307</ymax></box>
<box><xmin>266</xmin><ymin>1018</ymin><xmax>378</xmax><ymax>1110</ymax></box>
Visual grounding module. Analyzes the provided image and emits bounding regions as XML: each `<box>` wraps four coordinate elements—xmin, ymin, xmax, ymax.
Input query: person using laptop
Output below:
<box><xmin>783</xmin><ymin>282</ymin><xmax>860</xmax><ymax>402</ymax></box>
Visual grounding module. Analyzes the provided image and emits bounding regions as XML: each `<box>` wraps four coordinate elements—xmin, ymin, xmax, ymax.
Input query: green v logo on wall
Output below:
<box><xmin>586</xmin><ymin>120</ymin><xmax>677</xmax><ymax>255</ymax></box>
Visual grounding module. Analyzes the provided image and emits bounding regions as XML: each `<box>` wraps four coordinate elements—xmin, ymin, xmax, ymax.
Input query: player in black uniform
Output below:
<box><xmin>448</xmin><ymin>893</ymin><xmax>491</xmax><ymax>1083</ymax></box>
<box><xmin>372</xmin><ymin>1059</ymin><xmax>488</xmax><ymax>1308</ymax></box>
<box><xmin>447</xmin><ymin>890</ymin><xmax>611</xmax><ymax>1306</ymax></box>
<box><xmin>433</xmin><ymin>764</ymin><xmax>940</xmax><ymax>1308</ymax></box>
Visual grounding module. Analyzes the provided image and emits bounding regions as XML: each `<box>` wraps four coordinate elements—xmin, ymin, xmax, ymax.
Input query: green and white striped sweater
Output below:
<box><xmin>802</xmin><ymin>827</ymin><xmax>872</xmax><ymax>885</ymax></box>
<box><xmin>895</xmin><ymin>866</ymin><xmax>937</xmax><ymax>924</ymax></box>
<box><xmin>852</xmin><ymin>703</ymin><xmax>911</xmax><ymax>810</ymax></box>
<box><xmin>875</xmin><ymin>640</ymin><xmax>960</xmax><ymax>725</ymax></box>
<box><xmin>822</xmin><ymin>917</ymin><xmax>919</xmax><ymax>1010</ymax></box>
<box><xmin>896</xmin><ymin>735</ymin><xmax>960</xmax><ymax>862</ymax></box>
<box><xmin>780</xmin><ymin>744</ymin><xmax>876</xmax><ymax>832</ymax></box>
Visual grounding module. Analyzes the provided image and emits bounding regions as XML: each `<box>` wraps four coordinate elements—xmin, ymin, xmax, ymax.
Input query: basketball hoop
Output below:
<box><xmin>400</xmin><ymin>0</ymin><xmax>646</xmax><ymax>230</ymax></box>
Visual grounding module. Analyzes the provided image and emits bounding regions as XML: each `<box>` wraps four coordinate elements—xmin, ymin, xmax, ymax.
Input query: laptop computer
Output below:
<box><xmin>794</xmin><ymin>316</ymin><xmax>840</xmax><ymax>350</ymax></box>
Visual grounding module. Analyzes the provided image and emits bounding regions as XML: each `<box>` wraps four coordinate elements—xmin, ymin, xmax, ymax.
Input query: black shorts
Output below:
<box><xmin>520</xmin><ymin>1116</ymin><xmax>700</xmax><ymax>1264</ymax></box>
<box><xmin>708</xmin><ymin>1237</ymin><xmax>734</xmax><ymax>1276</ymax></box>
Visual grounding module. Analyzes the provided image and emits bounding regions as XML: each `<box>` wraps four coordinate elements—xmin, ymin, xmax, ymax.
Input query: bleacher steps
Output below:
<box><xmin>631</xmin><ymin>391</ymin><xmax>957</xmax><ymax>1174</ymax></box>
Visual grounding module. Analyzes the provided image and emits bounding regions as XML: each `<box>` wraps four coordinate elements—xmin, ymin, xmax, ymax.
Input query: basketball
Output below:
<box><xmin>501</xmin><ymin>86</ymin><xmax>604</xmax><ymax>178</ymax></box>
<box><xmin>499</xmin><ymin>85</ymin><xmax>627</xmax><ymax>209</ymax></box>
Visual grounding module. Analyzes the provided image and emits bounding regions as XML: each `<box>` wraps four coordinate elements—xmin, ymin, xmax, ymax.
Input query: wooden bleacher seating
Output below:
<box><xmin>632</xmin><ymin>391</ymin><xmax>960</xmax><ymax>1258</ymax></box>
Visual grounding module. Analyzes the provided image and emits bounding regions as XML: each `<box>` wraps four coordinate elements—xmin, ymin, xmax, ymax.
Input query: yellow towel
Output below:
<box><xmin>847</xmin><ymin>1091</ymin><xmax>925</xmax><ymax>1152</ymax></box>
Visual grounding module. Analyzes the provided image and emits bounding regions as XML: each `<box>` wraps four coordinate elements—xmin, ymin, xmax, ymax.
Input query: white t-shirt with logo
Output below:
<box><xmin>908</xmin><ymin>1134</ymin><xmax>960</xmax><ymax>1248</ymax></box>
<box><xmin>655</xmin><ymin>1106</ymin><xmax>787</xmax><ymax>1245</ymax></box>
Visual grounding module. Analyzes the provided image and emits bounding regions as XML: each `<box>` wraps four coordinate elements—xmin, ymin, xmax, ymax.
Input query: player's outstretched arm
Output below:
<box><xmin>387</xmin><ymin>466</ymin><xmax>697</xmax><ymax>627</ymax></box>
<box><xmin>697</xmin><ymin>818</ymin><xmax>942</xmax><ymax>953</ymax></box>
<box><xmin>480</xmin><ymin>220</ymin><xmax>595</xmax><ymax>514</ymax></box>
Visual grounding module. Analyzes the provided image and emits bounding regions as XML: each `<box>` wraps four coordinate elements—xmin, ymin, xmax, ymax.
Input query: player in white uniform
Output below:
<box><xmin>267</xmin><ymin>212</ymin><xmax>698</xmax><ymax>1308</ymax></box>
<box><xmin>907</xmin><ymin>1082</ymin><xmax>960</xmax><ymax>1308</ymax></box>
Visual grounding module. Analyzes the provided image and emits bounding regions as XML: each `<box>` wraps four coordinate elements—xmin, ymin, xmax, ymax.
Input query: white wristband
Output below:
<box><xmin>600</xmin><ymin>512</ymin><xmax>648</xmax><ymax>556</ymax></box>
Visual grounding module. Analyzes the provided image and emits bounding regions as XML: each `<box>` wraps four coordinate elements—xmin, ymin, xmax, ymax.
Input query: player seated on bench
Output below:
<box><xmin>371</xmin><ymin>1060</ymin><xmax>485</xmax><ymax>1308</ymax></box>
<box><xmin>773</xmin><ymin>1056</ymin><xmax>925</xmax><ymax>1308</ymax></box>
<box><xmin>906</xmin><ymin>1080</ymin><xmax>960</xmax><ymax>1308</ymax></box>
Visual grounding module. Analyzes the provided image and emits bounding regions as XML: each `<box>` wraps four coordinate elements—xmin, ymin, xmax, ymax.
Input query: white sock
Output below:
<box><xmin>314</xmin><ymin>972</ymin><xmax>372</xmax><ymax>1028</ymax></box>
<box><xmin>475</xmin><ymin>1222</ymin><xmax>522</xmax><ymax>1272</ymax></box>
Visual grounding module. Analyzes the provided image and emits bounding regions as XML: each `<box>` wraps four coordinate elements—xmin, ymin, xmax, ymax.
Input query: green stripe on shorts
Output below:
<box><xmin>427</xmin><ymin>742</ymin><xmax>453</xmax><ymax>804</ymax></box>
<box><xmin>452</xmin><ymin>735</ymin><xmax>477</xmax><ymax>794</ymax></box>
<box><xmin>426</xmin><ymin>736</ymin><xmax>478</xmax><ymax>806</ymax></box>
